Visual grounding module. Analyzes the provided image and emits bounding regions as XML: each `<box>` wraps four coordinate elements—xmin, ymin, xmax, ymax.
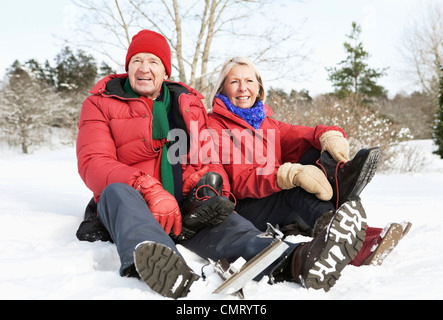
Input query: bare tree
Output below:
<box><xmin>69</xmin><ymin>0</ymin><xmax>307</xmax><ymax>104</ymax></box>
<box><xmin>0</xmin><ymin>62</ymin><xmax>63</xmax><ymax>153</ymax></box>
<box><xmin>69</xmin><ymin>0</ymin><xmax>136</xmax><ymax>65</ymax></box>
<box><xmin>399</xmin><ymin>1</ymin><xmax>443</xmax><ymax>102</ymax></box>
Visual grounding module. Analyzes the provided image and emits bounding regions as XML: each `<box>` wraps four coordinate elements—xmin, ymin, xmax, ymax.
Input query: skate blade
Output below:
<box><xmin>213</xmin><ymin>239</ymin><xmax>289</xmax><ymax>296</ymax></box>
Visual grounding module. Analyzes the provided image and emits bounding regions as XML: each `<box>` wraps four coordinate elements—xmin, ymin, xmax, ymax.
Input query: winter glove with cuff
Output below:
<box><xmin>182</xmin><ymin>166</ymin><xmax>210</xmax><ymax>196</ymax></box>
<box><xmin>319</xmin><ymin>130</ymin><xmax>350</xmax><ymax>163</ymax></box>
<box><xmin>134</xmin><ymin>175</ymin><xmax>182</xmax><ymax>236</ymax></box>
<box><xmin>277</xmin><ymin>162</ymin><xmax>333</xmax><ymax>201</ymax></box>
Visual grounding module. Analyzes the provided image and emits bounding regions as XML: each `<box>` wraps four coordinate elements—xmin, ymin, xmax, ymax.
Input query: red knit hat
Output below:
<box><xmin>125</xmin><ymin>30</ymin><xmax>172</xmax><ymax>77</ymax></box>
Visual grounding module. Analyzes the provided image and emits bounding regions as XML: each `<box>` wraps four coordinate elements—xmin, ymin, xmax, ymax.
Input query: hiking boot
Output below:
<box><xmin>174</xmin><ymin>172</ymin><xmax>235</xmax><ymax>241</ymax></box>
<box><xmin>312</xmin><ymin>210</ymin><xmax>336</xmax><ymax>237</ymax></box>
<box><xmin>317</xmin><ymin>147</ymin><xmax>380</xmax><ymax>209</ymax></box>
<box><xmin>280</xmin><ymin>210</ymin><xmax>336</xmax><ymax>238</ymax></box>
<box><xmin>134</xmin><ymin>241</ymin><xmax>199</xmax><ymax>299</ymax></box>
<box><xmin>290</xmin><ymin>200</ymin><xmax>367</xmax><ymax>291</ymax></box>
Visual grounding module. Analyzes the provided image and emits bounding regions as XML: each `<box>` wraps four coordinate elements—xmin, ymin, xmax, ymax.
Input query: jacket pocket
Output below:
<box><xmin>110</xmin><ymin>117</ymin><xmax>159</xmax><ymax>165</ymax></box>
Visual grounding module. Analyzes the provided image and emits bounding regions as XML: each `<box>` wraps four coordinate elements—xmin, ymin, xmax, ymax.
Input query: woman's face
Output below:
<box><xmin>222</xmin><ymin>64</ymin><xmax>260</xmax><ymax>109</ymax></box>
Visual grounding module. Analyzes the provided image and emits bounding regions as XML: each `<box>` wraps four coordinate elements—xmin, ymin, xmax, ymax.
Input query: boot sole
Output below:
<box><xmin>183</xmin><ymin>196</ymin><xmax>235</xmax><ymax>228</ymax></box>
<box><xmin>343</xmin><ymin>147</ymin><xmax>380</xmax><ymax>203</ymax></box>
<box><xmin>176</xmin><ymin>197</ymin><xmax>235</xmax><ymax>241</ymax></box>
<box><xmin>304</xmin><ymin>201</ymin><xmax>367</xmax><ymax>291</ymax></box>
<box><xmin>134</xmin><ymin>241</ymin><xmax>199</xmax><ymax>299</ymax></box>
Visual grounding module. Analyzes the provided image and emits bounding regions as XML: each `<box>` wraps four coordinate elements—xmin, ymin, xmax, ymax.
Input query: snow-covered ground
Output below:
<box><xmin>1</xmin><ymin>140</ymin><xmax>442</xmax><ymax>300</ymax></box>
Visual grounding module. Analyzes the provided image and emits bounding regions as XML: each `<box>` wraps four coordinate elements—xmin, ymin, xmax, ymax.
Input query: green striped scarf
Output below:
<box><xmin>124</xmin><ymin>79</ymin><xmax>174</xmax><ymax>195</ymax></box>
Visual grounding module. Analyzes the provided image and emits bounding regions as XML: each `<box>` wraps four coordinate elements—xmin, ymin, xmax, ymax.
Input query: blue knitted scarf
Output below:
<box><xmin>217</xmin><ymin>94</ymin><xmax>265</xmax><ymax>130</ymax></box>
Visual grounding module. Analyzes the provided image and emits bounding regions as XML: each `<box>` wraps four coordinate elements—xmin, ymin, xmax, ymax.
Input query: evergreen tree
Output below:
<box><xmin>23</xmin><ymin>59</ymin><xmax>56</xmax><ymax>88</ymax></box>
<box><xmin>54</xmin><ymin>46</ymin><xmax>97</xmax><ymax>94</ymax></box>
<box><xmin>51</xmin><ymin>47</ymin><xmax>98</xmax><ymax>134</ymax></box>
<box><xmin>327</xmin><ymin>22</ymin><xmax>387</xmax><ymax>99</ymax></box>
<box><xmin>99</xmin><ymin>61</ymin><xmax>116</xmax><ymax>78</ymax></box>
<box><xmin>433</xmin><ymin>66</ymin><xmax>443</xmax><ymax>158</ymax></box>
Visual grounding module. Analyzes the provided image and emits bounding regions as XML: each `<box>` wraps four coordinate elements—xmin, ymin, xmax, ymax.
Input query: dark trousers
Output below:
<box><xmin>98</xmin><ymin>183</ymin><xmax>298</xmax><ymax>279</ymax></box>
<box><xmin>236</xmin><ymin>188</ymin><xmax>334</xmax><ymax>234</ymax></box>
<box><xmin>236</xmin><ymin>148</ymin><xmax>335</xmax><ymax>234</ymax></box>
<box><xmin>98</xmin><ymin>183</ymin><xmax>180</xmax><ymax>275</ymax></box>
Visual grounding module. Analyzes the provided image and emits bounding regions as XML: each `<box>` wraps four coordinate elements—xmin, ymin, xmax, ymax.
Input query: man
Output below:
<box><xmin>76</xmin><ymin>30</ymin><xmax>233</xmax><ymax>298</ymax></box>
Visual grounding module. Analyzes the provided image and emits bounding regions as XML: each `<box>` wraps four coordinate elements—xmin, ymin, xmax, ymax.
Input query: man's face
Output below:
<box><xmin>127</xmin><ymin>52</ymin><xmax>168</xmax><ymax>99</ymax></box>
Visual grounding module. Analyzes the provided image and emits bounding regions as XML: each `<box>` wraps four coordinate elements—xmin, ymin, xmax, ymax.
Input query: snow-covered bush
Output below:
<box><xmin>269</xmin><ymin>92</ymin><xmax>416</xmax><ymax>172</ymax></box>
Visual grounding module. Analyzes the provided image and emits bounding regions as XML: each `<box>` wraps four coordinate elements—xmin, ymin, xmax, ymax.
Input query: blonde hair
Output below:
<box><xmin>209</xmin><ymin>56</ymin><xmax>266</xmax><ymax>106</ymax></box>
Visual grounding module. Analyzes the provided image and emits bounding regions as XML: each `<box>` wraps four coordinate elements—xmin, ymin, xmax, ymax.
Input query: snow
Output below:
<box><xmin>1</xmin><ymin>140</ymin><xmax>443</xmax><ymax>300</ymax></box>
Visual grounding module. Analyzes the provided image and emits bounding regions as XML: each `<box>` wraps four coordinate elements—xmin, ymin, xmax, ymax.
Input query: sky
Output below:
<box><xmin>0</xmin><ymin>0</ymin><xmax>429</xmax><ymax>97</ymax></box>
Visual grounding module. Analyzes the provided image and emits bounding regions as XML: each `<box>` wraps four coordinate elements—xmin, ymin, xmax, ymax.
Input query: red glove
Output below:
<box><xmin>182</xmin><ymin>166</ymin><xmax>210</xmax><ymax>195</ymax></box>
<box><xmin>134</xmin><ymin>175</ymin><xmax>182</xmax><ymax>236</ymax></box>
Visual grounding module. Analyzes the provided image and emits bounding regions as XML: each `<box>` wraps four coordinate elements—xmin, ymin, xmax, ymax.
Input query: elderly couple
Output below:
<box><xmin>76</xmin><ymin>30</ymin><xmax>410</xmax><ymax>298</ymax></box>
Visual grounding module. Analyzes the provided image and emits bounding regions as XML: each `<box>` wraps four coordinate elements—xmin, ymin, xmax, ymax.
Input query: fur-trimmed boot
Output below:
<box><xmin>317</xmin><ymin>147</ymin><xmax>380</xmax><ymax>209</ymax></box>
<box><xmin>353</xmin><ymin>222</ymin><xmax>412</xmax><ymax>266</ymax></box>
<box><xmin>174</xmin><ymin>172</ymin><xmax>235</xmax><ymax>242</ymax></box>
<box><xmin>289</xmin><ymin>200</ymin><xmax>367</xmax><ymax>291</ymax></box>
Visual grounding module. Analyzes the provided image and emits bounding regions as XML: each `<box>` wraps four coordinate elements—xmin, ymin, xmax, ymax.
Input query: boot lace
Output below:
<box><xmin>195</xmin><ymin>185</ymin><xmax>237</xmax><ymax>206</ymax></box>
<box><xmin>316</xmin><ymin>158</ymin><xmax>346</xmax><ymax>210</ymax></box>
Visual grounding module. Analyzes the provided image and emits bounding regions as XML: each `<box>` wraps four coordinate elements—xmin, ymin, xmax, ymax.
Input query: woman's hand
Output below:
<box><xmin>319</xmin><ymin>130</ymin><xmax>350</xmax><ymax>163</ymax></box>
<box><xmin>277</xmin><ymin>162</ymin><xmax>332</xmax><ymax>201</ymax></box>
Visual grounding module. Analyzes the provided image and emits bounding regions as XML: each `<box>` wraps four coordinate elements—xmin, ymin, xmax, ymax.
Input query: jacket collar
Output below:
<box><xmin>90</xmin><ymin>73</ymin><xmax>128</xmax><ymax>96</ymax></box>
<box><xmin>90</xmin><ymin>73</ymin><xmax>205</xmax><ymax>101</ymax></box>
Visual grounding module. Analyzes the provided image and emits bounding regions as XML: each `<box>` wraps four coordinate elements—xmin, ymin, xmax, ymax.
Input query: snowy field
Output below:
<box><xmin>1</xmin><ymin>140</ymin><xmax>442</xmax><ymax>300</ymax></box>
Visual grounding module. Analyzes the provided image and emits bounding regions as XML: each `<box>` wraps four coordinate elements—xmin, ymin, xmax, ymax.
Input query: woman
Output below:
<box><xmin>207</xmin><ymin>57</ymin><xmax>411</xmax><ymax>266</ymax></box>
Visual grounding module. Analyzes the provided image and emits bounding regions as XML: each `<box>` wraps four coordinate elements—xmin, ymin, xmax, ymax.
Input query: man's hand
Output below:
<box><xmin>134</xmin><ymin>175</ymin><xmax>182</xmax><ymax>236</ymax></box>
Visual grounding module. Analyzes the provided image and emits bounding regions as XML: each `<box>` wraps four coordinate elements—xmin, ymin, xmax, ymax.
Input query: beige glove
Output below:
<box><xmin>277</xmin><ymin>162</ymin><xmax>332</xmax><ymax>201</ymax></box>
<box><xmin>319</xmin><ymin>130</ymin><xmax>350</xmax><ymax>162</ymax></box>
